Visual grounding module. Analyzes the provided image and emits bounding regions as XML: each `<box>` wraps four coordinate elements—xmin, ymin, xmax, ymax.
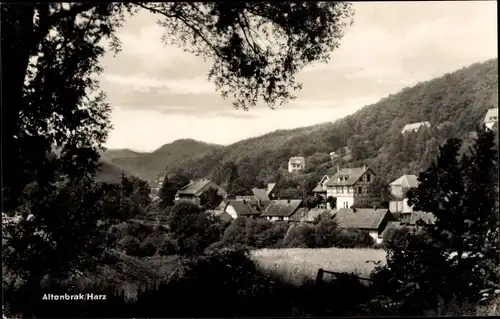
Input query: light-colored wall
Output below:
<box><xmin>326</xmin><ymin>171</ymin><xmax>374</xmax><ymax>209</ymax></box>
<box><xmin>368</xmin><ymin>231</ymin><xmax>384</xmax><ymax>244</ymax></box>
<box><xmin>267</xmin><ymin>216</ymin><xmax>290</xmax><ymax>222</ymax></box>
<box><xmin>288</xmin><ymin>162</ymin><xmax>305</xmax><ymax>173</ymax></box>
<box><xmin>389</xmin><ymin>198</ymin><xmax>413</xmax><ymax>213</ymax></box>
<box><xmin>225</xmin><ymin>205</ymin><xmax>238</xmax><ymax>219</ymax></box>
<box><xmin>390</xmin><ymin>185</ymin><xmax>403</xmax><ymax>198</ymax></box>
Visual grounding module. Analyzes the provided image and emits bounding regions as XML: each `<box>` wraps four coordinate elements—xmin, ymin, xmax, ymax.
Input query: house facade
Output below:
<box><xmin>288</xmin><ymin>157</ymin><xmax>306</xmax><ymax>173</ymax></box>
<box><xmin>401</xmin><ymin>121</ymin><xmax>431</xmax><ymax>134</ymax></box>
<box><xmin>324</xmin><ymin>166</ymin><xmax>375</xmax><ymax>209</ymax></box>
<box><xmin>262</xmin><ymin>199</ymin><xmax>304</xmax><ymax>221</ymax></box>
<box><xmin>174</xmin><ymin>179</ymin><xmax>227</xmax><ymax>206</ymax></box>
<box><xmin>389</xmin><ymin>174</ymin><xmax>419</xmax><ymax>213</ymax></box>
<box><xmin>484</xmin><ymin>108</ymin><xmax>498</xmax><ymax>130</ymax></box>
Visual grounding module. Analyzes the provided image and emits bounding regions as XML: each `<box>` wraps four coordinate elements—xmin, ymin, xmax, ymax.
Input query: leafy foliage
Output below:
<box><xmin>199</xmin><ymin>187</ymin><xmax>223</xmax><ymax>210</ymax></box>
<box><xmin>219</xmin><ymin>217</ymin><xmax>288</xmax><ymax>249</ymax></box>
<box><xmin>168</xmin><ymin>202</ymin><xmax>222</xmax><ymax>256</ymax></box>
<box><xmin>107</xmin><ymin>59</ymin><xmax>498</xmax><ymax>196</ymax></box>
<box><xmin>374</xmin><ymin>127</ymin><xmax>500</xmax><ymax>314</ymax></box>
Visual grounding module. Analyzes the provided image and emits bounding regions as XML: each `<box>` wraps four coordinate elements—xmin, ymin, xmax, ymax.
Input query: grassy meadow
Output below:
<box><xmin>251</xmin><ymin>248</ymin><xmax>387</xmax><ymax>285</ymax></box>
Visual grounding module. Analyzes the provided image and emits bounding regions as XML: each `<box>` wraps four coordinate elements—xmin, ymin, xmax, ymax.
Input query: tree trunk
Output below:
<box><xmin>1</xmin><ymin>4</ymin><xmax>36</xmax><ymax>211</ymax></box>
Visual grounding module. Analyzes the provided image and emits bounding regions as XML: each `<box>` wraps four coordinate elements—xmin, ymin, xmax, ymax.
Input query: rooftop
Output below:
<box><xmin>288</xmin><ymin>157</ymin><xmax>306</xmax><ymax>164</ymax></box>
<box><xmin>390</xmin><ymin>174</ymin><xmax>419</xmax><ymax>188</ymax></box>
<box><xmin>325</xmin><ymin>167</ymin><xmax>371</xmax><ymax>186</ymax></box>
<box><xmin>333</xmin><ymin>208</ymin><xmax>392</xmax><ymax>230</ymax></box>
<box><xmin>262</xmin><ymin>199</ymin><xmax>303</xmax><ymax>217</ymax></box>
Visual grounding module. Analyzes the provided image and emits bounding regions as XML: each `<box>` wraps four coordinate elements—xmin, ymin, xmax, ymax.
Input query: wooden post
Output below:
<box><xmin>316</xmin><ymin>268</ymin><xmax>324</xmax><ymax>285</ymax></box>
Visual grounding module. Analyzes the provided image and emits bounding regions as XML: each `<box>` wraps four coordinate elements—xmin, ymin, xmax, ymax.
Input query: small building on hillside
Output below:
<box><xmin>325</xmin><ymin>166</ymin><xmax>376</xmax><ymax>209</ymax></box>
<box><xmin>389</xmin><ymin>174</ymin><xmax>419</xmax><ymax>213</ymax></box>
<box><xmin>401</xmin><ymin>121</ymin><xmax>431</xmax><ymax>134</ymax></box>
<box><xmin>174</xmin><ymin>179</ymin><xmax>227</xmax><ymax>206</ymax></box>
<box><xmin>484</xmin><ymin>108</ymin><xmax>498</xmax><ymax>130</ymax></box>
<box><xmin>262</xmin><ymin>199</ymin><xmax>304</xmax><ymax>221</ymax></box>
<box><xmin>288</xmin><ymin>157</ymin><xmax>306</xmax><ymax>173</ymax></box>
<box><xmin>332</xmin><ymin>208</ymin><xmax>395</xmax><ymax>244</ymax></box>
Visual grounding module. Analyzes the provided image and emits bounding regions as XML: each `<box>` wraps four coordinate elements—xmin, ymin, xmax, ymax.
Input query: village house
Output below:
<box><xmin>332</xmin><ymin>208</ymin><xmax>396</xmax><ymax>244</ymax></box>
<box><xmin>288</xmin><ymin>157</ymin><xmax>306</xmax><ymax>173</ymax></box>
<box><xmin>484</xmin><ymin>108</ymin><xmax>498</xmax><ymax>130</ymax></box>
<box><xmin>261</xmin><ymin>199</ymin><xmax>305</xmax><ymax>222</ymax></box>
<box><xmin>324</xmin><ymin>165</ymin><xmax>376</xmax><ymax>209</ymax></box>
<box><xmin>389</xmin><ymin>174</ymin><xmax>419</xmax><ymax>214</ymax></box>
<box><xmin>174</xmin><ymin>178</ymin><xmax>227</xmax><ymax>206</ymax></box>
<box><xmin>234</xmin><ymin>183</ymin><xmax>277</xmax><ymax>201</ymax></box>
<box><xmin>401</xmin><ymin>121</ymin><xmax>431</xmax><ymax>134</ymax></box>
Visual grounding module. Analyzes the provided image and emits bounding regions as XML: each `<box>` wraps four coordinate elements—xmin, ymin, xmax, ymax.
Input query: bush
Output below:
<box><xmin>135</xmin><ymin>248</ymin><xmax>275</xmax><ymax>317</ymax></box>
<box><xmin>168</xmin><ymin>202</ymin><xmax>222</xmax><ymax>256</ymax></box>
<box><xmin>282</xmin><ymin>224</ymin><xmax>317</xmax><ymax>248</ymax></box>
<box><xmin>334</xmin><ymin>228</ymin><xmax>374</xmax><ymax>248</ymax></box>
<box><xmin>219</xmin><ymin>217</ymin><xmax>287</xmax><ymax>249</ymax></box>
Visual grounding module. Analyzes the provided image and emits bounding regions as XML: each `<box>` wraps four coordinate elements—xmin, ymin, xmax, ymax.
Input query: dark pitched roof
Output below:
<box><xmin>300</xmin><ymin>208</ymin><xmax>331</xmax><ymax>223</ymax></box>
<box><xmin>333</xmin><ymin>208</ymin><xmax>392</xmax><ymax>230</ymax></box>
<box><xmin>325</xmin><ymin>167</ymin><xmax>373</xmax><ymax>187</ymax></box>
<box><xmin>176</xmin><ymin>179</ymin><xmax>226</xmax><ymax>197</ymax></box>
<box><xmin>262</xmin><ymin>200</ymin><xmax>302</xmax><ymax>217</ymax></box>
<box><xmin>288</xmin><ymin>208</ymin><xmax>309</xmax><ymax>222</ymax></box>
<box><xmin>216</xmin><ymin>211</ymin><xmax>234</xmax><ymax>223</ymax></box>
<box><xmin>252</xmin><ymin>188</ymin><xmax>270</xmax><ymax>202</ymax></box>
<box><xmin>228</xmin><ymin>200</ymin><xmax>265</xmax><ymax>216</ymax></box>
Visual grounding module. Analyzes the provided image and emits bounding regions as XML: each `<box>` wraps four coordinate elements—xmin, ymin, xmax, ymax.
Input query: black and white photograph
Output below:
<box><xmin>2</xmin><ymin>1</ymin><xmax>499</xmax><ymax>317</ymax></box>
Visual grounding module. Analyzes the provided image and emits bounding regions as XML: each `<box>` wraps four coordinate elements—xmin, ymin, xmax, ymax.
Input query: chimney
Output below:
<box><xmin>243</xmin><ymin>199</ymin><xmax>246</xmax><ymax>204</ymax></box>
<box><xmin>287</xmin><ymin>199</ymin><xmax>291</xmax><ymax>204</ymax></box>
<box><xmin>257</xmin><ymin>198</ymin><xmax>261</xmax><ymax>206</ymax></box>
<box><xmin>337</xmin><ymin>165</ymin><xmax>340</xmax><ymax>173</ymax></box>
<box><xmin>373</xmin><ymin>205</ymin><xmax>377</xmax><ymax>211</ymax></box>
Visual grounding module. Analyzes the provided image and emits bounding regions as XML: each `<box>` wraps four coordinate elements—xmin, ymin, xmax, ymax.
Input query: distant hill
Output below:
<box><xmin>96</xmin><ymin>161</ymin><xmax>126</xmax><ymax>183</ymax></box>
<box><xmin>104</xmin><ymin>58</ymin><xmax>498</xmax><ymax>193</ymax></box>
<box><xmin>101</xmin><ymin>139</ymin><xmax>223</xmax><ymax>182</ymax></box>
<box><xmin>173</xmin><ymin>58</ymin><xmax>498</xmax><ymax>191</ymax></box>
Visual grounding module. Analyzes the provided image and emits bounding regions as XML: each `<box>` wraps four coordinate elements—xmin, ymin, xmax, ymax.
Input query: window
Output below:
<box><xmin>278</xmin><ymin>216</ymin><xmax>284</xmax><ymax>221</ymax></box>
<box><xmin>342</xmin><ymin>187</ymin><xmax>345</xmax><ymax>194</ymax></box>
<box><xmin>366</xmin><ymin>174</ymin><xmax>371</xmax><ymax>182</ymax></box>
<box><xmin>343</xmin><ymin>201</ymin><xmax>349</xmax><ymax>208</ymax></box>
<box><xmin>358</xmin><ymin>186</ymin><xmax>362</xmax><ymax>194</ymax></box>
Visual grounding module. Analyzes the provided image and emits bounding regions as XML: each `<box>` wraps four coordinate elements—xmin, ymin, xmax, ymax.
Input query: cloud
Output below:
<box><xmin>100</xmin><ymin>1</ymin><xmax>497</xmax><ymax>149</ymax></box>
<box><xmin>102</xmin><ymin>73</ymin><xmax>215</xmax><ymax>95</ymax></box>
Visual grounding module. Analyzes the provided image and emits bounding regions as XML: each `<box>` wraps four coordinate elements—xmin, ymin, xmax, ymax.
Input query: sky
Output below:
<box><xmin>100</xmin><ymin>1</ymin><xmax>498</xmax><ymax>152</ymax></box>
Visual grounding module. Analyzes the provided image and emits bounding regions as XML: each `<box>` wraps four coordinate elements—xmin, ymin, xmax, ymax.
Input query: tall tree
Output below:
<box><xmin>2</xmin><ymin>2</ymin><xmax>354</xmax><ymax>212</ymax></box>
<box><xmin>1</xmin><ymin>1</ymin><xmax>355</xmax><ymax>294</ymax></box>
<box><xmin>380</xmin><ymin>128</ymin><xmax>499</xmax><ymax>313</ymax></box>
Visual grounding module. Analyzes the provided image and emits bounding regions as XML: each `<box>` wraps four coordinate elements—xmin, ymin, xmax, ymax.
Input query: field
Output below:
<box><xmin>251</xmin><ymin>248</ymin><xmax>387</xmax><ymax>285</ymax></box>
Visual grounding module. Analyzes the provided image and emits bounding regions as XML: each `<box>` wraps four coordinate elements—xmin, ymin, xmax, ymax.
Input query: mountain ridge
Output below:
<box><xmin>100</xmin><ymin>58</ymin><xmax>498</xmax><ymax>191</ymax></box>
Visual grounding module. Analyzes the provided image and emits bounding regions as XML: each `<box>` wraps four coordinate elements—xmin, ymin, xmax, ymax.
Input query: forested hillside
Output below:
<box><xmin>104</xmin><ymin>58</ymin><xmax>498</xmax><ymax>195</ymax></box>
<box><xmin>100</xmin><ymin>139</ymin><xmax>223</xmax><ymax>182</ymax></box>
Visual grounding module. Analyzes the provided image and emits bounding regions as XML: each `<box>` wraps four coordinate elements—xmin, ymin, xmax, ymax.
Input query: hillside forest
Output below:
<box><xmin>102</xmin><ymin>58</ymin><xmax>499</xmax><ymax>200</ymax></box>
